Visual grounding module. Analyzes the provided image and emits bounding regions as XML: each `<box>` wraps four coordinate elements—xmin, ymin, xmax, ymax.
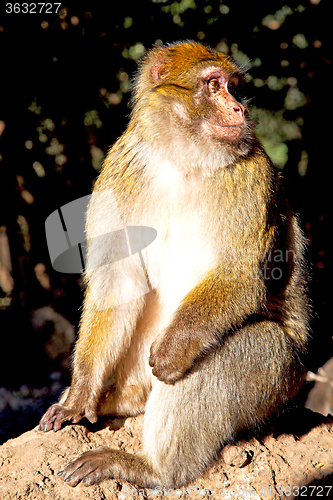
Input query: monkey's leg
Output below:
<box><xmin>40</xmin><ymin>283</ymin><xmax>147</xmax><ymax>432</ymax></box>
<box><xmin>58</xmin><ymin>319</ymin><xmax>305</xmax><ymax>488</ymax></box>
<box><xmin>96</xmin><ymin>322</ymin><xmax>156</xmax><ymax>418</ymax></box>
<box><xmin>93</xmin><ymin>288</ymin><xmax>162</xmax><ymax>418</ymax></box>
<box><xmin>149</xmin><ymin>270</ymin><xmax>267</xmax><ymax>384</ymax></box>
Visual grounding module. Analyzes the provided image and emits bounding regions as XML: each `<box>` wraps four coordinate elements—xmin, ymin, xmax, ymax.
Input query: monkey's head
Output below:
<box><xmin>133</xmin><ymin>42</ymin><xmax>254</xmax><ymax>164</ymax></box>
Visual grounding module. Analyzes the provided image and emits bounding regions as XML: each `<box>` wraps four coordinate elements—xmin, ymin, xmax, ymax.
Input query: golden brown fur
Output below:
<box><xmin>40</xmin><ymin>42</ymin><xmax>309</xmax><ymax>489</ymax></box>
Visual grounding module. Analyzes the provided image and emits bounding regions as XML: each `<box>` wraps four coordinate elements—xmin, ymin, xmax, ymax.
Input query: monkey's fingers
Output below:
<box><xmin>149</xmin><ymin>339</ymin><xmax>195</xmax><ymax>384</ymax></box>
<box><xmin>58</xmin><ymin>446</ymin><xmax>112</xmax><ymax>487</ymax></box>
<box><xmin>149</xmin><ymin>350</ymin><xmax>186</xmax><ymax>384</ymax></box>
<box><xmin>38</xmin><ymin>404</ymin><xmax>84</xmax><ymax>433</ymax></box>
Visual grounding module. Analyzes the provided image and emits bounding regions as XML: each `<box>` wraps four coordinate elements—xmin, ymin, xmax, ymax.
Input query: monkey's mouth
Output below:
<box><xmin>211</xmin><ymin>123</ymin><xmax>244</xmax><ymax>141</ymax></box>
<box><xmin>200</xmin><ymin>120</ymin><xmax>245</xmax><ymax>142</ymax></box>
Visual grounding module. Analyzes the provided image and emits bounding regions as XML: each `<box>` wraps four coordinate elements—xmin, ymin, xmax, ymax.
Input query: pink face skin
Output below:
<box><xmin>199</xmin><ymin>66</ymin><xmax>246</xmax><ymax>142</ymax></box>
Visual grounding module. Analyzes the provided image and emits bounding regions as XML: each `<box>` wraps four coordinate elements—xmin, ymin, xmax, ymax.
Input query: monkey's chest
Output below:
<box><xmin>146</xmin><ymin>215</ymin><xmax>219</xmax><ymax>311</ymax></box>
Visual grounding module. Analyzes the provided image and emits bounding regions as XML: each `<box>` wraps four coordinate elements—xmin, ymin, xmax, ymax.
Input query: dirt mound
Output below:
<box><xmin>1</xmin><ymin>409</ymin><xmax>333</xmax><ymax>500</ymax></box>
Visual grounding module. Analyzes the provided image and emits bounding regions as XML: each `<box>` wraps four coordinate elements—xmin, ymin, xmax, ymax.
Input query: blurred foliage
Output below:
<box><xmin>0</xmin><ymin>0</ymin><xmax>331</xmax><ymax>394</ymax></box>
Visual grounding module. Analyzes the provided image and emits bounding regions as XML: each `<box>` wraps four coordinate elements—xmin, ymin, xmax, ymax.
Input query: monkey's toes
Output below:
<box><xmin>39</xmin><ymin>404</ymin><xmax>63</xmax><ymax>432</ymax></box>
<box><xmin>58</xmin><ymin>447</ymin><xmax>112</xmax><ymax>487</ymax></box>
<box><xmin>38</xmin><ymin>404</ymin><xmax>83</xmax><ymax>432</ymax></box>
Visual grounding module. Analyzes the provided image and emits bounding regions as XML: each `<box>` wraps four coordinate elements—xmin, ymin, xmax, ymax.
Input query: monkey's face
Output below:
<box><xmin>194</xmin><ymin>65</ymin><xmax>246</xmax><ymax>143</ymax></box>
<box><xmin>134</xmin><ymin>42</ymin><xmax>253</xmax><ymax>154</ymax></box>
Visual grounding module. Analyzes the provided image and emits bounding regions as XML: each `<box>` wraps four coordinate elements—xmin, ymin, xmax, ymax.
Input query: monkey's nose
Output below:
<box><xmin>233</xmin><ymin>103</ymin><xmax>244</xmax><ymax>116</ymax></box>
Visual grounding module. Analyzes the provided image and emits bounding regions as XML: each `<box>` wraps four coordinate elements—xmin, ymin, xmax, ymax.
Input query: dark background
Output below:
<box><xmin>0</xmin><ymin>0</ymin><xmax>331</xmax><ymax>443</ymax></box>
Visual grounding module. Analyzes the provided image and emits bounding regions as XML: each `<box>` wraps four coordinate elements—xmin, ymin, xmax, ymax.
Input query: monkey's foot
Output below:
<box><xmin>58</xmin><ymin>447</ymin><xmax>117</xmax><ymax>487</ymax></box>
<box><xmin>39</xmin><ymin>404</ymin><xmax>97</xmax><ymax>432</ymax></box>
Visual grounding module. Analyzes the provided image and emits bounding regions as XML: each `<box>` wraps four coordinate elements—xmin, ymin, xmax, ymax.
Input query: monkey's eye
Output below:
<box><xmin>207</xmin><ymin>79</ymin><xmax>220</xmax><ymax>92</ymax></box>
<box><xmin>226</xmin><ymin>77</ymin><xmax>244</xmax><ymax>101</ymax></box>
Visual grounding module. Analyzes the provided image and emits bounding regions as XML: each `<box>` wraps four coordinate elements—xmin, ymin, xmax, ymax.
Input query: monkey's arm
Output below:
<box><xmin>39</xmin><ymin>281</ymin><xmax>146</xmax><ymax>432</ymax></box>
<box><xmin>149</xmin><ymin>267</ymin><xmax>266</xmax><ymax>384</ymax></box>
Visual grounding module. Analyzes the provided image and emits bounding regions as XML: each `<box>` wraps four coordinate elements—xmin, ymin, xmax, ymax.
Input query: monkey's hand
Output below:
<box><xmin>39</xmin><ymin>403</ymin><xmax>97</xmax><ymax>433</ymax></box>
<box><xmin>150</xmin><ymin>265</ymin><xmax>267</xmax><ymax>384</ymax></box>
<box><xmin>149</xmin><ymin>334</ymin><xmax>199</xmax><ymax>384</ymax></box>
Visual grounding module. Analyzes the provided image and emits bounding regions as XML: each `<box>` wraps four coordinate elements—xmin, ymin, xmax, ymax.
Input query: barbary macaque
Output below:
<box><xmin>39</xmin><ymin>41</ymin><xmax>309</xmax><ymax>488</ymax></box>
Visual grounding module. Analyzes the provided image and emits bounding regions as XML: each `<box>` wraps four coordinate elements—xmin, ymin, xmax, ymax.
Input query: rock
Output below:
<box><xmin>1</xmin><ymin>409</ymin><xmax>333</xmax><ymax>499</ymax></box>
<box><xmin>31</xmin><ymin>306</ymin><xmax>75</xmax><ymax>371</ymax></box>
<box><xmin>221</xmin><ymin>443</ymin><xmax>253</xmax><ymax>468</ymax></box>
<box><xmin>306</xmin><ymin>357</ymin><xmax>333</xmax><ymax>416</ymax></box>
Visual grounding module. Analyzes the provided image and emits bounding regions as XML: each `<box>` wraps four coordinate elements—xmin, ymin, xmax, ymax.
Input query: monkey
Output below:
<box><xmin>39</xmin><ymin>41</ymin><xmax>310</xmax><ymax>489</ymax></box>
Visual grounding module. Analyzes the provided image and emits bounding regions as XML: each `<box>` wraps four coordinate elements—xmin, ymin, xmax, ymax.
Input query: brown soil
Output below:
<box><xmin>1</xmin><ymin>408</ymin><xmax>333</xmax><ymax>499</ymax></box>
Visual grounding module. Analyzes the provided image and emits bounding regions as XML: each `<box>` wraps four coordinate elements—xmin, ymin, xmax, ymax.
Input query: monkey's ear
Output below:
<box><xmin>150</xmin><ymin>51</ymin><xmax>170</xmax><ymax>83</ymax></box>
